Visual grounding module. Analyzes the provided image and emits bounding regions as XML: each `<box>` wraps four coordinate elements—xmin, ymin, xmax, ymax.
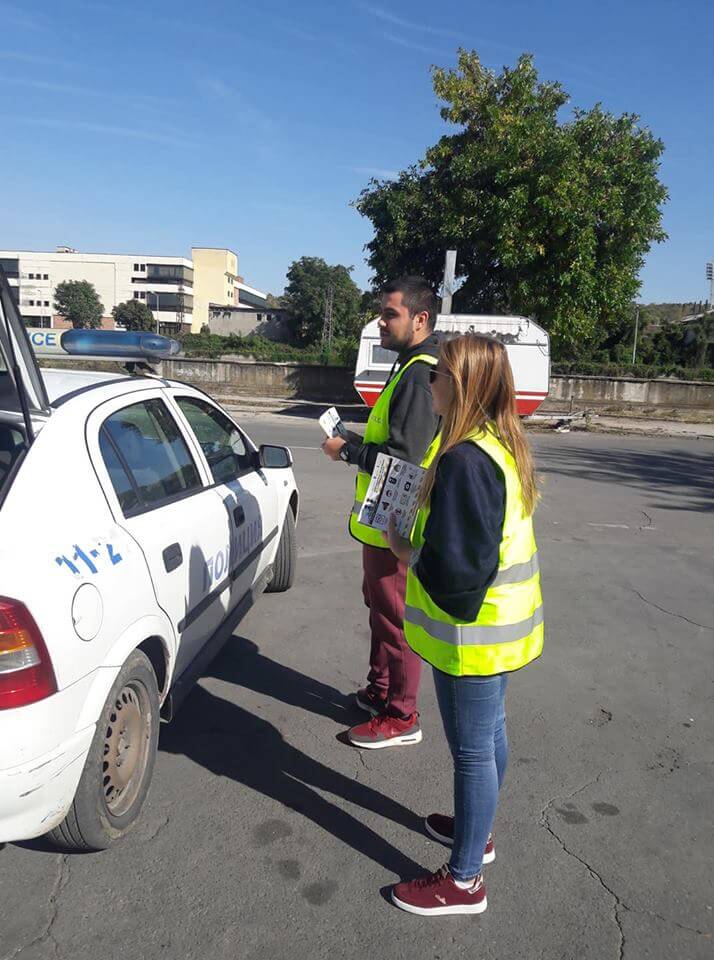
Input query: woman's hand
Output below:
<box><xmin>384</xmin><ymin>513</ymin><xmax>413</xmax><ymax>565</ymax></box>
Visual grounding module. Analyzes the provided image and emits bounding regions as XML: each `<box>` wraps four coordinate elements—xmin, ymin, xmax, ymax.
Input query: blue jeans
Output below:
<box><xmin>432</xmin><ymin>667</ymin><xmax>508</xmax><ymax>881</ymax></box>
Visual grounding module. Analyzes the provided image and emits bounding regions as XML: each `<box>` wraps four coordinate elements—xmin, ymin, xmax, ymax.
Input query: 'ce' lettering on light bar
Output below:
<box><xmin>27</xmin><ymin>328</ymin><xmax>180</xmax><ymax>360</ymax></box>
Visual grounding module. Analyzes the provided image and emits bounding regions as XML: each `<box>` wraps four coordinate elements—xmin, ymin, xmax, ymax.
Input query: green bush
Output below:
<box><xmin>552</xmin><ymin>362</ymin><xmax>714</xmax><ymax>381</ymax></box>
<box><xmin>177</xmin><ymin>332</ymin><xmax>358</xmax><ymax>367</ymax></box>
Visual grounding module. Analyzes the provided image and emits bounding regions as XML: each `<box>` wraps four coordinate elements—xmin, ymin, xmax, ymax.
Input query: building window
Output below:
<box><xmin>43</xmin><ymin>274</ymin><xmax>48</xmax><ymax>280</ymax></box>
<box><xmin>29</xmin><ymin>300</ymin><xmax>35</xmax><ymax>306</ymax></box>
<box><xmin>141</xmin><ymin>264</ymin><xmax>146</xmax><ymax>272</ymax></box>
<box><xmin>44</xmin><ymin>300</ymin><xmax>50</xmax><ymax>307</ymax></box>
<box><xmin>134</xmin><ymin>292</ymin><xmax>140</xmax><ymax>299</ymax></box>
<box><xmin>28</xmin><ymin>273</ymin><xmax>34</xmax><ymax>280</ymax></box>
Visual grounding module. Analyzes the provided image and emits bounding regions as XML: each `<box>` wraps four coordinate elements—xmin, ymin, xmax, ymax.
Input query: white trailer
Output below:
<box><xmin>354</xmin><ymin>313</ymin><xmax>550</xmax><ymax>415</ymax></box>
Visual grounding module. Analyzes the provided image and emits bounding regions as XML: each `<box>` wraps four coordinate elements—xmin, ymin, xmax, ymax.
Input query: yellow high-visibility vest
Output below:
<box><xmin>405</xmin><ymin>427</ymin><xmax>543</xmax><ymax>675</ymax></box>
<box><xmin>349</xmin><ymin>353</ymin><xmax>437</xmax><ymax>548</ymax></box>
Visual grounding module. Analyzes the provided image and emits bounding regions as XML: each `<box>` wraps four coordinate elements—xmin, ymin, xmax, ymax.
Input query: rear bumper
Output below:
<box><xmin>0</xmin><ymin>725</ymin><xmax>94</xmax><ymax>842</ymax></box>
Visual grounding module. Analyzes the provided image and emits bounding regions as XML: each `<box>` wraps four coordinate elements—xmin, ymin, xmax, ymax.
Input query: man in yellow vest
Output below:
<box><xmin>322</xmin><ymin>277</ymin><xmax>440</xmax><ymax>748</ymax></box>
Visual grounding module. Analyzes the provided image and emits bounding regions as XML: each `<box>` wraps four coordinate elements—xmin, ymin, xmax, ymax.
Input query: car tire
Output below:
<box><xmin>266</xmin><ymin>508</ymin><xmax>297</xmax><ymax>593</ymax></box>
<box><xmin>46</xmin><ymin>649</ymin><xmax>160</xmax><ymax>852</ymax></box>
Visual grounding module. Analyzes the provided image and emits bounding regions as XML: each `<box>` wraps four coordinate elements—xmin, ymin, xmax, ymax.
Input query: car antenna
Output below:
<box><xmin>0</xmin><ymin>268</ymin><xmax>35</xmax><ymax>445</ymax></box>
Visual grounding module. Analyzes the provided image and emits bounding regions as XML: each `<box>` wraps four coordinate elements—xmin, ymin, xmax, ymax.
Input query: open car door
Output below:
<box><xmin>0</xmin><ymin>268</ymin><xmax>51</xmax><ymax>431</ymax></box>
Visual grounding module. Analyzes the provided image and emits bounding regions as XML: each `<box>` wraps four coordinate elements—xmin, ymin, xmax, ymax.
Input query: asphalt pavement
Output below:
<box><xmin>2</xmin><ymin>420</ymin><xmax>713</xmax><ymax>960</ymax></box>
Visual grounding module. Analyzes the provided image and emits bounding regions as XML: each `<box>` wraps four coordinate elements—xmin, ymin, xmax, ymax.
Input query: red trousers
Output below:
<box><xmin>362</xmin><ymin>544</ymin><xmax>422</xmax><ymax>718</ymax></box>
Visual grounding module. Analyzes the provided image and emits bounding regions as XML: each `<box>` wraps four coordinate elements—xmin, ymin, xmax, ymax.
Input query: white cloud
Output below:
<box><xmin>351</xmin><ymin>166</ymin><xmax>400</xmax><ymax>180</ymax></box>
<box><xmin>3</xmin><ymin>115</ymin><xmax>196</xmax><ymax>147</ymax></box>
<box><xmin>0</xmin><ymin>50</ymin><xmax>72</xmax><ymax>67</ymax></box>
<box><xmin>383</xmin><ymin>33</ymin><xmax>444</xmax><ymax>56</ymax></box>
<box><xmin>360</xmin><ymin>3</ymin><xmax>461</xmax><ymax>40</ymax></box>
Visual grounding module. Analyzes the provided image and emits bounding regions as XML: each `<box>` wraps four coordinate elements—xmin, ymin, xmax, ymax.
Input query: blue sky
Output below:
<box><xmin>2</xmin><ymin>0</ymin><xmax>712</xmax><ymax>303</ymax></box>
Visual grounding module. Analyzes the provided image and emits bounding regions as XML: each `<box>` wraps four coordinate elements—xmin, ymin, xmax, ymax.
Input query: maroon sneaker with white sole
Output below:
<box><xmin>354</xmin><ymin>686</ymin><xmax>388</xmax><ymax>717</ymax></box>
<box><xmin>424</xmin><ymin>814</ymin><xmax>495</xmax><ymax>864</ymax></box>
<box><xmin>391</xmin><ymin>865</ymin><xmax>487</xmax><ymax>916</ymax></box>
<box><xmin>347</xmin><ymin>712</ymin><xmax>422</xmax><ymax>749</ymax></box>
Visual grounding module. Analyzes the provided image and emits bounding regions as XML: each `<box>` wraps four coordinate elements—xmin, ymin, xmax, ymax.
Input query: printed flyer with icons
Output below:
<box><xmin>358</xmin><ymin>454</ymin><xmax>426</xmax><ymax>538</ymax></box>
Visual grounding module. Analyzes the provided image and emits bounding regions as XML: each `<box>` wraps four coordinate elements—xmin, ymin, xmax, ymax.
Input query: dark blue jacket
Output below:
<box><xmin>415</xmin><ymin>441</ymin><xmax>506</xmax><ymax>621</ymax></box>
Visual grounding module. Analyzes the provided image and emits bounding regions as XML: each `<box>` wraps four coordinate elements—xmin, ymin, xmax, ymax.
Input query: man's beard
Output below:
<box><xmin>381</xmin><ymin>329</ymin><xmax>411</xmax><ymax>353</ymax></box>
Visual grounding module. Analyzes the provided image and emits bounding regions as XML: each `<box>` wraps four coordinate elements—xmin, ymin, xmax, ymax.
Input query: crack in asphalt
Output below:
<box><xmin>145</xmin><ymin>815</ymin><xmax>170</xmax><ymax>842</ymax></box>
<box><xmin>633</xmin><ymin>589</ymin><xmax>713</xmax><ymax>631</ymax></box>
<box><xmin>638</xmin><ymin>510</ymin><xmax>654</xmax><ymax>530</ymax></box>
<box><xmin>540</xmin><ymin>774</ymin><xmax>710</xmax><ymax>958</ymax></box>
<box><xmin>4</xmin><ymin>853</ymin><xmax>70</xmax><ymax>960</ymax></box>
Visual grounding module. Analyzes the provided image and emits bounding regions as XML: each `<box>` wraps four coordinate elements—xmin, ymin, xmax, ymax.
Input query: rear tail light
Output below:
<box><xmin>0</xmin><ymin>597</ymin><xmax>57</xmax><ymax>709</ymax></box>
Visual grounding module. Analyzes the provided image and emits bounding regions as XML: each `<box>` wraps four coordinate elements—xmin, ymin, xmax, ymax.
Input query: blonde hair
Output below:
<box><xmin>421</xmin><ymin>333</ymin><xmax>538</xmax><ymax>516</ymax></box>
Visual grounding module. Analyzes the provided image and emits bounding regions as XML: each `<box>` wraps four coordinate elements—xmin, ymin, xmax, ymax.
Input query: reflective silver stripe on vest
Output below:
<box><xmin>352</xmin><ymin>500</ymin><xmax>362</xmax><ymax>517</ymax></box>
<box><xmin>490</xmin><ymin>552</ymin><xmax>540</xmax><ymax>587</ymax></box>
<box><xmin>405</xmin><ymin>604</ymin><xmax>544</xmax><ymax>646</ymax></box>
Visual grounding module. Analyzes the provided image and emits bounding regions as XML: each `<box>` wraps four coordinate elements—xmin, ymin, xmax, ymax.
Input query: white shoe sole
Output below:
<box><xmin>349</xmin><ymin>729</ymin><xmax>423</xmax><ymax>749</ymax></box>
<box><xmin>424</xmin><ymin>820</ymin><xmax>495</xmax><ymax>863</ymax></box>
<box><xmin>391</xmin><ymin>890</ymin><xmax>487</xmax><ymax>916</ymax></box>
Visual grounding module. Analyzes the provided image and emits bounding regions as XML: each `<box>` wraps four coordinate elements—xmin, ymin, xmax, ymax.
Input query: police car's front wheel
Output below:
<box><xmin>46</xmin><ymin>650</ymin><xmax>160</xmax><ymax>851</ymax></box>
<box><xmin>266</xmin><ymin>508</ymin><xmax>297</xmax><ymax>593</ymax></box>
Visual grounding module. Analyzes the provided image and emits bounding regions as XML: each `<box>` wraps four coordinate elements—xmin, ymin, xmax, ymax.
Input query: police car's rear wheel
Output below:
<box><xmin>46</xmin><ymin>650</ymin><xmax>160</xmax><ymax>851</ymax></box>
<box><xmin>266</xmin><ymin>508</ymin><xmax>296</xmax><ymax>593</ymax></box>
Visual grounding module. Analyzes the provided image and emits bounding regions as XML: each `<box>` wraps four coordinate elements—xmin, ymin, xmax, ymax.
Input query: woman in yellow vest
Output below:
<box><xmin>384</xmin><ymin>333</ymin><xmax>543</xmax><ymax>916</ymax></box>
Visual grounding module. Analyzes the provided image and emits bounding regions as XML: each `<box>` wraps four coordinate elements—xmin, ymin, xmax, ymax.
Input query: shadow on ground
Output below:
<box><xmin>159</xmin><ymin>637</ymin><xmax>424</xmax><ymax>878</ymax></box>
<box><xmin>537</xmin><ymin>443</ymin><xmax>714</xmax><ymax>513</ymax></box>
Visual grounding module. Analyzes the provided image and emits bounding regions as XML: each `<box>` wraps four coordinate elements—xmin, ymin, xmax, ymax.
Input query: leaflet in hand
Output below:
<box><xmin>319</xmin><ymin>406</ymin><xmax>348</xmax><ymax>439</ymax></box>
<box><xmin>358</xmin><ymin>453</ymin><xmax>426</xmax><ymax>538</ymax></box>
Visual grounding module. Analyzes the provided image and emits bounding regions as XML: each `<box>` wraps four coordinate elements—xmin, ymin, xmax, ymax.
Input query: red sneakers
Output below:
<box><xmin>347</xmin><ymin>712</ymin><xmax>422</xmax><ymax>749</ymax></box>
<box><xmin>391</xmin><ymin>865</ymin><xmax>487</xmax><ymax>916</ymax></box>
<box><xmin>424</xmin><ymin>814</ymin><xmax>495</xmax><ymax>864</ymax></box>
<box><xmin>354</xmin><ymin>686</ymin><xmax>388</xmax><ymax>717</ymax></box>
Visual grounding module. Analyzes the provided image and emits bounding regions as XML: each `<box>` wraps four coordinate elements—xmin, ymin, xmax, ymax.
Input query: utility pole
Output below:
<box><xmin>441</xmin><ymin>250</ymin><xmax>457</xmax><ymax>315</ymax></box>
<box><xmin>321</xmin><ymin>283</ymin><xmax>335</xmax><ymax>348</ymax></box>
<box><xmin>631</xmin><ymin>307</ymin><xmax>640</xmax><ymax>364</ymax></box>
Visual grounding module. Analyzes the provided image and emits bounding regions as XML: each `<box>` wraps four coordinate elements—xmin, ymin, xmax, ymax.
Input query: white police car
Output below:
<box><xmin>0</xmin><ymin>273</ymin><xmax>298</xmax><ymax>850</ymax></box>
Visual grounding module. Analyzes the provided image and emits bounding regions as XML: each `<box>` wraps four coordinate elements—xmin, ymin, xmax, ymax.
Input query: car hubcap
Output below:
<box><xmin>103</xmin><ymin>682</ymin><xmax>151</xmax><ymax>817</ymax></box>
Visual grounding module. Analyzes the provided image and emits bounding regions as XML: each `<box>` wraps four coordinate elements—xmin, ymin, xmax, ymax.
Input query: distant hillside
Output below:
<box><xmin>637</xmin><ymin>302</ymin><xmax>709</xmax><ymax>326</ymax></box>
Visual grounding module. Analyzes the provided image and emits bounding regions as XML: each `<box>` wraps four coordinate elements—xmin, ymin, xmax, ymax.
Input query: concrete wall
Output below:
<box><xmin>159</xmin><ymin>357</ymin><xmax>358</xmax><ymax>403</ymax></box>
<box><xmin>549</xmin><ymin>375</ymin><xmax>714</xmax><ymax>411</ymax></box>
<box><xmin>158</xmin><ymin>359</ymin><xmax>714</xmax><ymax>410</ymax></box>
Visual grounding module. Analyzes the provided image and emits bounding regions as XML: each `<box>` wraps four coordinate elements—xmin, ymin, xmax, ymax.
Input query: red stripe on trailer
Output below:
<box><xmin>355</xmin><ymin>380</ymin><xmax>547</xmax><ymax>414</ymax></box>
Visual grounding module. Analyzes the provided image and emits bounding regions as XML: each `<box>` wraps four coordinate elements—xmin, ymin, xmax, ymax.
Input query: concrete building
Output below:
<box><xmin>208</xmin><ymin>303</ymin><xmax>291</xmax><ymax>340</ymax></box>
<box><xmin>191</xmin><ymin>247</ymin><xmax>240</xmax><ymax>332</ymax></box>
<box><xmin>0</xmin><ymin>247</ymin><xmax>194</xmax><ymax>332</ymax></box>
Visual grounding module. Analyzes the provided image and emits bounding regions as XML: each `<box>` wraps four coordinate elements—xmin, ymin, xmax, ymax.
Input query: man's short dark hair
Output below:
<box><xmin>382</xmin><ymin>276</ymin><xmax>438</xmax><ymax>330</ymax></box>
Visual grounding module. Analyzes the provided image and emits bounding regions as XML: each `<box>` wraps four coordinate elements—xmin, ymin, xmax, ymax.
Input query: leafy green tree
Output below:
<box><xmin>354</xmin><ymin>50</ymin><xmax>668</xmax><ymax>356</ymax></box>
<box><xmin>112</xmin><ymin>299</ymin><xmax>155</xmax><ymax>331</ymax></box>
<box><xmin>282</xmin><ymin>256</ymin><xmax>362</xmax><ymax>345</ymax></box>
<box><xmin>54</xmin><ymin>280</ymin><xmax>104</xmax><ymax>329</ymax></box>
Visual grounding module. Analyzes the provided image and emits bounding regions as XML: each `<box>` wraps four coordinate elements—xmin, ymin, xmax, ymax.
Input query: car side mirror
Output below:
<box><xmin>257</xmin><ymin>444</ymin><xmax>293</xmax><ymax>469</ymax></box>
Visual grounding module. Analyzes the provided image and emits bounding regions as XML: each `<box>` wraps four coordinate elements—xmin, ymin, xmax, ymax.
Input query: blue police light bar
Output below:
<box><xmin>28</xmin><ymin>328</ymin><xmax>181</xmax><ymax>360</ymax></box>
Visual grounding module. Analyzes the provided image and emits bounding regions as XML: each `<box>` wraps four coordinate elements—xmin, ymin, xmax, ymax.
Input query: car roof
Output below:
<box><xmin>40</xmin><ymin>367</ymin><xmax>204</xmax><ymax>411</ymax></box>
<box><xmin>42</xmin><ymin>368</ymin><xmax>132</xmax><ymax>404</ymax></box>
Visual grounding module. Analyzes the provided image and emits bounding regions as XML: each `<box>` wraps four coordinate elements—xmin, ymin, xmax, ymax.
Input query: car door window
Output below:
<box><xmin>98</xmin><ymin>430</ymin><xmax>140</xmax><ymax>514</ymax></box>
<box><xmin>100</xmin><ymin>399</ymin><xmax>201</xmax><ymax>514</ymax></box>
<box><xmin>176</xmin><ymin>397</ymin><xmax>252</xmax><ymax>484</ymax></box>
